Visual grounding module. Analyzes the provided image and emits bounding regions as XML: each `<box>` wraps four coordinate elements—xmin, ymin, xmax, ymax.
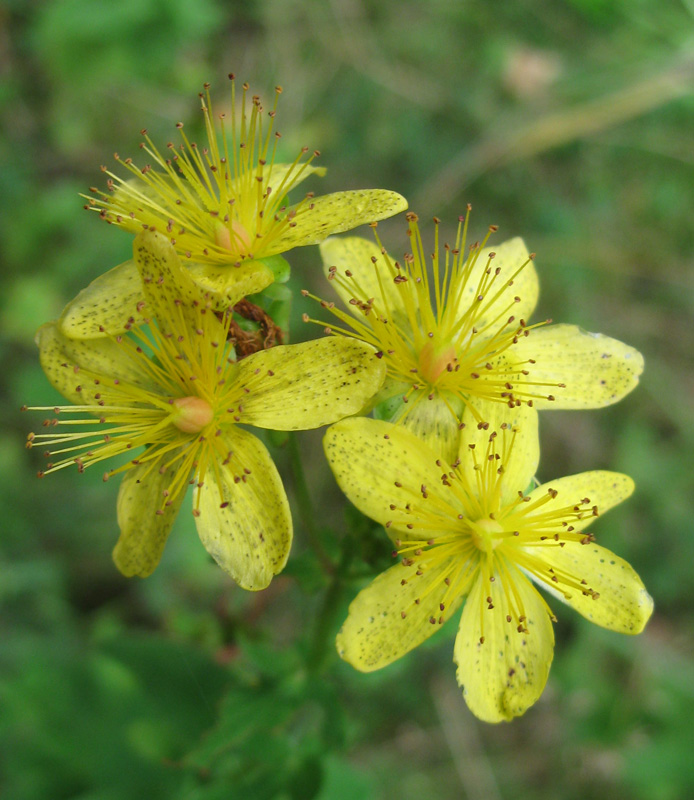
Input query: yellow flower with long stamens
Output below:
<box><xmin>25</xmin><ymin>230</ymin><xmax>386</xmax><ymax>588</ymax></box>
<box><xmin>324</xmin><ymin>410</ymin><xmax>652</xmax><ymax>723</ymax></box>
<box><xmin>61</xmin><ymin>75</ymin><xmax>407</xmax><ymax>339</ymax></box>
<box><xmin>307</xmin><ymin>211</ymin><xmax>643</xmax><ymax>462</ymax></box>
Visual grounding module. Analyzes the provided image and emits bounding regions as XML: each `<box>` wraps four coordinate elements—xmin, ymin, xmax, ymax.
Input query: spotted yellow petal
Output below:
<box><xmin>533</xmin><ymin>541</ymin><xmax>653</xmax><ymax>634</ymax></box>
<box><xmin>337</xmin><ymin>560</ymin><xmax>465</xmax><ymax>671</ymax></box>
<box><xmin>511</xmin><ymin>324</ymin><xmax>644</xmax><ymax>409</ymax></box>
<box><xmin>36</xmin><ymin>321</ymin><xmax>161</xmax><ymax>406</ymax></box>
<box><xmin>134</xmin><ymin>231</ymin><xmax>272</xmax><ymax>340</ymax></box>
<box><xmin>454</xmin><ymin>565</ymin><xmax>554</xmax><ymax>723</ymax></box>
<box><xmin>457</xmin><ymin>401</ymin><xmax>540</xmax><ymax>504</ymax></box>
<box><xmin>394</xmin><ymin>391</ymin><xmax>464</xmax><ymax>464</ymax></box>
<box><xmin>194</xmin><ymin>427</ymin><xmax>291</xmax><ymax>590</ymax></box>
<box><xmin>525</xmin><ymin>471</ymin><xmax>634</xmax><ymax>532</ymax></box>
<box><xmin>455</xmin><ymin>237</ymin><xmax>538</xmax><ymax>335</ymax></box>
<box><xmin>236</xmin><ymin>338</ymin><xmax>386</xmax><ymax>431</ymax></box>
<box><xmin>59</xmin><ymin>260</ymin><xmax>147</xmax><ymax>339</ymax></box>
<box><xmin>319</xmin><ymin>236</ymin><xmax>405</xmax><ymax>318</ymax></box>
<box><xmin>59</xmin><ymin>242</ymin><xmax>274</xmax><ymax>340</ymax></box>
<box><xmin>113</xmin><ymin>452</ymin><xmax>187</xmax><ymax>577</ymax></box>
<box><xmin>324</xmin><ymin>417</ymin><xmax>461</xmax><ymax>531</ymax></box>
<box><xmin>271</xmin><ymin>190</ymin><xmax>407</xmax><ymax>251</ymax></box>
<box><xmin>133</xmin><ymin>230</ymin><xmax>216</xmax><ymax>331</ymax></box>
<box><xmin>260</xmin><ymin>162</ymin><xmax>326</xmax><ymax>195</ymax></box>
<box><xmin>184</xmin><ymin>259</ymin><xmax>274</xmax><ymax>309</ymax></box>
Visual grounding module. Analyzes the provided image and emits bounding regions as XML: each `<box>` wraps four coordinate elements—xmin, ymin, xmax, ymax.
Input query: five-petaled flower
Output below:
<box><xmin>324</xmin><ymin>408</ymin><xmax>652</xmax><ymax>723</ymax></box>
<box><xmin>25</xmin><ymin>231</ymin><xmax>386</xmax><ymax>588</ymax></box>
<box><xmin>308</xmin><ymin>212</ymin><xmax>643</xmax><ymax>463</ymax></box>
<box><xmin>62</xmin><ymin>75</ymin><xmax>407</xmax><ymax>339</ymax></box>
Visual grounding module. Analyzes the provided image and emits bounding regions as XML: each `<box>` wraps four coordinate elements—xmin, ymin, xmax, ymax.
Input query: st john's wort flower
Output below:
<box><xmin>25</xmin><ymin>231</ymin><xmax>386</xmax><ymax>588</ymax></box>
<box><xmin>307</xmin><ymin>212</ymin><xmax>643</xmax><ymax>462</ymax></box>
<box><xmin>62</xmin><ymin>75</ymin><xmax>407</xmax><ymax>338</ymax></box>
<box><xmin>324</xmin><ymin>408</ymin><xmax>652</xmax><ymax>723</ymax></box>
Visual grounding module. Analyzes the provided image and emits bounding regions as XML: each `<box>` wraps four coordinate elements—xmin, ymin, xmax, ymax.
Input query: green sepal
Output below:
<box><xmin>267</xmin><ymin>429</ymin><xmax>290</xmax><ymax>448</ymax></box>
<box><xmin>258</xmin><ymin>254</ymin><xmax>291</xmax><ymax>283</ymax></box>
<box><xmin>372</xmin><ymin>390</ymin><xmax>408</xmax><ymax>421</ymax></box>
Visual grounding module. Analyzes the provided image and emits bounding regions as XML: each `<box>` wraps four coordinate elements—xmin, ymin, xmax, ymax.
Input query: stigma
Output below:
<box><xmin>470</xmin><ymin>518</ymin><xmax>504</xmax><ymax>553</ymax></box>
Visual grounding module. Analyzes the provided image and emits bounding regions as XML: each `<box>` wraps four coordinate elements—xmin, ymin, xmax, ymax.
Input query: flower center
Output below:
<box><xmin>171</xmin><ymin>396</ymin><xmax>214</xmax><ymax>433</ymax></box>
<box><xmin>470</xmin><ymin>518</ymin><xmax>504</xmax><ymax>553</ymax></box>
<box><xmin>214</xmin><ymin>219</ymin><xmax>253</xmax><ymax>256</ymax></box>
<box><xmin>417</xmin><ymin>339</ymin><xmax>456</xmax><ymax>385</ymax></box>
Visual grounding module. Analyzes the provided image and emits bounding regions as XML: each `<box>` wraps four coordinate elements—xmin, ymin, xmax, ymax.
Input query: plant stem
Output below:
<box><xmin>287</xmin><ymin>431</ymin><xmax>334</xmax><ymax>573</ymax></box>
<box><xmin>307</xmin><ymin>548</ymin><xmax>352</xmax><ymax>675</ymax></box>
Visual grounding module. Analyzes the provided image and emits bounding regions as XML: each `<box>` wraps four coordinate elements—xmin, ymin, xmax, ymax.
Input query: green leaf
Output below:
<box><xmin>289</xmin><ymin>756</ymin><xmax>323</xmax><ymax>800</ymax></box>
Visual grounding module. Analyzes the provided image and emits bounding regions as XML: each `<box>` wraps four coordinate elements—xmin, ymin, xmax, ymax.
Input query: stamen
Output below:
<box><xmin>25</xmin><ymin>280</ymin><xmax>248</xmax><ymax>504</ymax></box>
<box><xmin>310</xmin><ymin>213</ymin><xmax>558</xmax><ymax>429</ymax></box>
<box><xmin>384</xmin><ymin>425</ymin><xmax>610</xmax><ymax>647</ymax></box>
<box><xmin>83</xmin><ymin>78</ymin><xmax>323</xmax><ymax>266</ymax></box>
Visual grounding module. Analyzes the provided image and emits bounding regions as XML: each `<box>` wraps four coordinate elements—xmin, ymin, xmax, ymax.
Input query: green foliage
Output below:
<box><xmin>3</xmin><ymin>0</ymin><xmax>694</xmax><ymax>798</ymax></box>
<box><xmin>0</xmin><ymin>631</ymin><xmax>228</xmax><ymax>799</ymax></box>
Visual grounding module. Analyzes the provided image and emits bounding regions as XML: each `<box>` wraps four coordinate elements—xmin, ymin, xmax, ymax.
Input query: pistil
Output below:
<box><xmin>171</xmin><ymin>396</ymin><xmax>214</xmax><ymax>433</ymax></box>
<box><xmin>417</xmin><ymin>339</ymin><xmax>457</xmax><ymax>385</ymax></box>
<box><xmin>470</xmin><ymin>517</ymin><xmax>504</xmax><ymax>554</ymax></box>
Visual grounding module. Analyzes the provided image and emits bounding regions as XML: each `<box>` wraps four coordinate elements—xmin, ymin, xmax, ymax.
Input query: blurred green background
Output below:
<box><xmin>2</xmin><ymin>1</ymin><xmax>693</xmax><ymax>798</ymax></box>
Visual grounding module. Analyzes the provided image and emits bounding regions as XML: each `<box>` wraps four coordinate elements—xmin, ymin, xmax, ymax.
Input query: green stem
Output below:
<box><xmin>288</xmin><ymin>432</ymin><xmax>334</xmax><ymax>573</ymax></box>
<box><xmin>307</xmin><ymin>548</ymin><xmax>352</xmax><ymax>675</ymax></box>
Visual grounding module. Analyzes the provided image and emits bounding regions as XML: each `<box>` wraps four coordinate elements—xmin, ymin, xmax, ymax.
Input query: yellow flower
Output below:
<box><xmin>62</xmin><ymin>76</ymin><xmax>407</xmax><ymax>339</ymax></box>
<box><xmin>324</xmin><ymin>410</ymin><xmax>653</xmax><ymax>723</ymax></box>
<box><xmin>307</xmin><ymin>212</ymin><xmax>643</xmax><ymax>462</ymax></box>
<box><xmin>26</xmin><ymin>231</ymin><xmax>386</xmax><ymax>588</ymax></box>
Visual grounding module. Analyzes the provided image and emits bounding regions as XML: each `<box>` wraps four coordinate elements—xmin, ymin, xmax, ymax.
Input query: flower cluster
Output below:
<box><xmin>25</xmin><ymin>78</ymin><xmax>651</xmax><ymax>723</ymax></box>
<box><xmin>313</xmin><ymin>212</ymin><xmax>650</xmax><ymax>720</ymax></box>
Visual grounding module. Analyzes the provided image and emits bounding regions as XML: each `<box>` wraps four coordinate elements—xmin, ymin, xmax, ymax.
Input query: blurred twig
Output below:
<box><xmin>431</xmin><ymin>674</ymin><xmax>504</xmax><ymax>800</ymax></box>
<box><xmin>415</xmin><ymin>53</ymin><xmax>694</xmax><ymax>210</ymax></box>
<box><xmin>325</xmin><ymin>0</ymin><xmax>445</xmax><ymax>108</ymax></box>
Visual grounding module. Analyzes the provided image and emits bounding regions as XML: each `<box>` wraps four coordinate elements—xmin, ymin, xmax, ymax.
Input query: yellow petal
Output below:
<box><xmin>456</xmin><ymin>237</ymin><xmax>538</xmax><ymax>334</ymax></box>
<box><xmin>395</xmin><ymin>391</ymin><xmax>463</xmax><ymax>464</ymax></box>
<box><xmin>457</xmin><ymin>401</ymin><xmax>540</xmax><ymax>503</ymax></box>
<box><xmin>271</xmin><ymin>190</ymin><xmax>408</xmax><ymax>251</ymax></box>
<box><xmin>184</xmin><ymin>259</ymin><xmax>274</xmax><ymax>309</ymax></box>
<box><xmin>319</xmin><ymin>236</ymin><xmax>404</xmax><ymax>318</ymax></box>
<box><xmin>59</xmin><ymin>260</ymin><xmax>147</xmax><ymax>339</ymax></box>
<box><xmin>261</xmin><ymin>162</ymin><xmax>326</xmax><ymax>194</ymax></box>
<box><xmin>237</xmin><ymin>338</ymin><xmax>386</xmax><ymax>431</ymax></box>
<box><xmin>324</xmin><ymin>417</ymin><xmax>460</xmax><ymax>530</ymax></box>
<box><xmin>36</xmin><ymin>321</ymin><xmax>161</xmax><ymax>406</ymax></box>
<box><xmin>525</xmin><ymin>471</ymin><xmax>634</xmax><ymax>532</ymax></box>
<box><xmin>511</xmin><ymin>324</ymin><xmax>644</xmax><ymax>409</ymax></box>
<box><xmin>194</xmin><ymin>427</ymin><xmax>292</xmax><ymax>590</ymax></box>
<box><xmin>133</xmin><ymin>230</ymin><xmax>213</xmax><ymax>331</ymax></box>
<box><xmin>135</xmin><ymin>231</ymin><xmax>268</xmax><ymax>339</ymax></box>
<box><xmin>454</xmin><ymin>565</ymin><xmax>554</xmax><ymax>723</ymax></box>
<box><xmin>337</xmin><ymin>561</ymin><xmax>465</xmax><ymax>671</ymax></box>
<box><xmin>113</xmin><ymin>454</ymin><xmax>186</xmax><ymax>577</ymax></box>
<box><xmin>60</xmin><ymin>245</ymin><xmax>272</xmax><ymax>342</ymax></box>
<box><xmin>533</xmin><ymin>542</ymin><xmax>653</xmax><ymax>634</ymax></box>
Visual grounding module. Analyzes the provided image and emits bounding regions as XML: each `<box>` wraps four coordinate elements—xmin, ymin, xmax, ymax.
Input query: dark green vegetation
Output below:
<box><xmin>2</xmin><ymin>1</ymin><xmax>693</xmax><ymax>798</ymax></box>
